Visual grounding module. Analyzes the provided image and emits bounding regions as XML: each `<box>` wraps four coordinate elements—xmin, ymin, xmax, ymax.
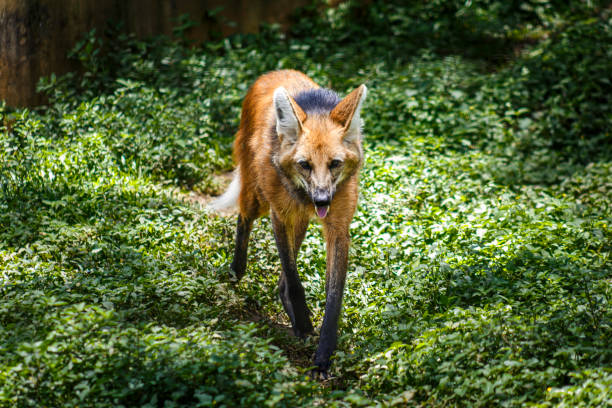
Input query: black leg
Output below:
<box><xmin>313</xmin><ymin>229</ymin><xmax>349</xmax><ymax>374</ymax></box>
<box><xmin>230</xmin><ymin>215</ymin><xmax>253</xmax><ymax>281</ymax></box>
<box><xmin>271</xmin><ymin>211</ymin><xmax>313</xmax><ymax>338</ymax></box>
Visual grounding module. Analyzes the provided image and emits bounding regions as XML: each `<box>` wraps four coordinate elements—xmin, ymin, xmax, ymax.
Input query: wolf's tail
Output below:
<box><xmin>208</xmin><ymin>167</ymin><xmax>240</xmax><ymax>212</ymax></box>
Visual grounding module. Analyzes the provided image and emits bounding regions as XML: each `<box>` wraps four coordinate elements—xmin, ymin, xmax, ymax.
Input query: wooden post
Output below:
<box><xmin>0</xmin><ymin>0</ymin><xmax>310</xmax><ymax>107</ymax></box>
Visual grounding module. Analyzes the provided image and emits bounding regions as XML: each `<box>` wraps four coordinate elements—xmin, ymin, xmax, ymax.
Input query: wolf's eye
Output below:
<box><xmin>329</xmin><ymin>159</ymin><xmax>343</xmax><ymax>169</ymax></box>
<box><xmin>298</xmin><ymin>160</ymin><xmax>311</xmax><ymax>171</ymax></box>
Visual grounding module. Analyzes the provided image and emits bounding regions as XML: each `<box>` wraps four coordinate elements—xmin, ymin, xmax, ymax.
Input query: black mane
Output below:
<box><xmin>293</xmin><ymin>88</ymin><xmax>340</xmax><ymax>115</ymax></box>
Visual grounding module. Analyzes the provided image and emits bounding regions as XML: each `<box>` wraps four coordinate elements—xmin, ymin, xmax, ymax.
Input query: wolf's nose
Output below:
<box><xmin>313</xmin><ymin>190</ymin><xmax>331</xmax><ymax>207</ymax></box>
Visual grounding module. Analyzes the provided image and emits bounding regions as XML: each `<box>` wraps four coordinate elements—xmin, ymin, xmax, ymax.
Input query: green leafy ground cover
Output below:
<box><xmin>1</xmin><ymin>1</ymin><xmax>611</xmax><ymax>406</ymax></box>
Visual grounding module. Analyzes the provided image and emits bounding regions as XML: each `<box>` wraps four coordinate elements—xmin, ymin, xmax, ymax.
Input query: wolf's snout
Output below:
<box><xmin>313</xmin><ymin>189</ymin><xmax>331</xmax><ymax>218</ymax></box>
<box><xmin>313</xmin><ymin>190</ymin><xmax>331</xmax><ymax>207</ymax></box>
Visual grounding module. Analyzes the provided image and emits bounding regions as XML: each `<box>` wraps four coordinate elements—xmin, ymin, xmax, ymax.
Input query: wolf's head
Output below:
<box><xmin>273</xmin><ymin>84</ymin><xmax>367</xmax><ymax>218</ymax></box>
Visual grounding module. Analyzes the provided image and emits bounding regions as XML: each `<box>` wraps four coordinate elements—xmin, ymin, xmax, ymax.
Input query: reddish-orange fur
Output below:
<box><xmin>235</xmin><ymin>70</ymin><xmax>360</xmax><ymax>226</ymax></box>
<box><xmin>227</xmin><ymin>69</ymin><xmax>366</xmax><ymax>374</ymax></box>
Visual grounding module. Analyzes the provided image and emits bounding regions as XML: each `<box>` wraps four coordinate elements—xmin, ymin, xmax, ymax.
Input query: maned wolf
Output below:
<box><xmin>211</xmin><ymin>69</ymin><xmax>366</xmax><ymax>376</ymax></box>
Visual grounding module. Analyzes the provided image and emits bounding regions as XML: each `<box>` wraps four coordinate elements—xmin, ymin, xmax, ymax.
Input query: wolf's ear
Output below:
<box><xmin>330</xmin><ymin>84</ymin><xmax>367</xmax><ymax>143</ymax></box>
<box><xmin>274</xmin><ymin>87</ymin><xmax>306</xmax><ymax>144</ymax></box>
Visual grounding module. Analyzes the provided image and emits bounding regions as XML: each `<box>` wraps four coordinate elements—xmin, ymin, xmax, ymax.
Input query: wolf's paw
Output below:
<box><xmin>229</xmin><ymin>263</ymin><xmax>247</xmax><ymax>282</ymax></box>
<box><xmin>308</xmin><ymin>363</ymin><xmax>332</xmax><ymax>381</ymax></box>
<box><xmin>308</xmin><ymin>351</ymin><xmax>334</xmax><ymax>380</ymax></box>
<box><xmin>228</xmin><ymin>267</ymin><xmax>241</xmax><ymax>283</ymax></box>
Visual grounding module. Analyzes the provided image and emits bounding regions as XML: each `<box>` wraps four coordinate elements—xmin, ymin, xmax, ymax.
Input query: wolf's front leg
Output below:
<box><xmin>271</xmin><ymin>211</ymin><xmax>314</xmax><ymax>338</ymax></box>
<box><xmin>314</xmin><ymin>225</ymin><xmax>350</xmax><ymax>375</ymax></box>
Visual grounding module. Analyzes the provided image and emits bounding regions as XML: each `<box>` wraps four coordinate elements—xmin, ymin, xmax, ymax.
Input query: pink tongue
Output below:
<box><xmin>316</xmin><ymin>206</ymin><xmax>329</xmax><ymax>218</ymax></box>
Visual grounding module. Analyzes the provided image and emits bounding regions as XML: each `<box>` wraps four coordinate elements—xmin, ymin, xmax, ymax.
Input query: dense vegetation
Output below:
<box><xmin>1</xmin><ymin>1</ymin><xmax>611</xmax><ymax>406</ymax></box>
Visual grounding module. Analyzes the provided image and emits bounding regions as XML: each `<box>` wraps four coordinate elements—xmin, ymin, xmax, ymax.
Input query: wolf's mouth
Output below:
<box><xmin>315</xmin><ymin>205</ymin><xmax>329</xmax><ymax>218</ymax></box>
